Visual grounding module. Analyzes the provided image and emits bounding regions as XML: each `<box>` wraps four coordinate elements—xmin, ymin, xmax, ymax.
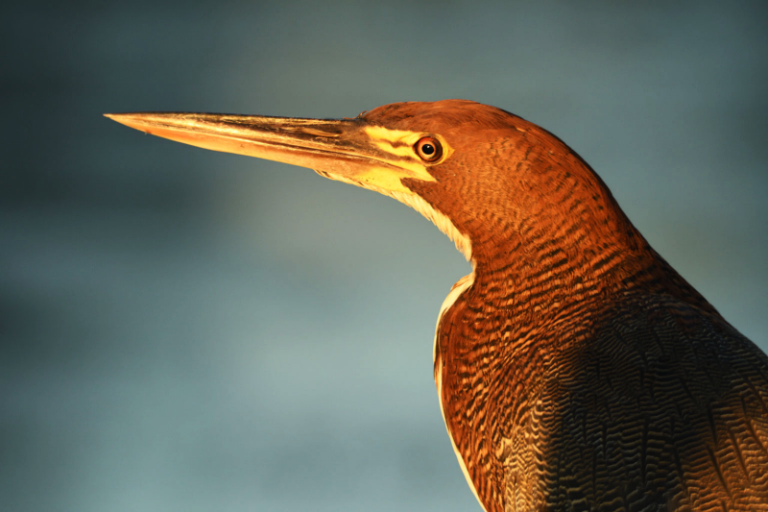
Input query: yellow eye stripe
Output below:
<box><xmin>324</xmin><ymin>125</ymin><xmax>446</xmax><ymax>193</ymax></box>
<box><xmin>365</xmin><ymin>126</ymin><xmax>423</xmax><ymax>157</ymax></box>
<box><xmin>363</xmin><ymin>126</ymin><xmax>453</xmax><ymax>163</ymax></box>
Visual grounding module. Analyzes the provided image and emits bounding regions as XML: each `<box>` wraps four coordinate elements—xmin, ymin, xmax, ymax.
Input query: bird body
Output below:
<box><xmin>437</xmin><ymin>264</ymin><xmax>768</xmax><ymax>511</ymax></box>
<box><xmin>107</xmin><ymin>100</ymin><xmax>768</xmax><ymax>511</ymax></box>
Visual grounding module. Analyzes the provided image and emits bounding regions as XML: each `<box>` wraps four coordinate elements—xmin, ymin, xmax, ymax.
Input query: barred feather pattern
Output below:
<box><xmin>434</xmin><ymin>248</ymin><xmax>768</xmax><ymax>512</ymax></box>
<box><xmin>365</xmin><ymin>100</ymin><xmax>768</xmax><ymax>511</ymax></box>
<box><xmin>108</xmin><ymin>99</ymin><xmax>768</xmax><ymax>511</ymax></box>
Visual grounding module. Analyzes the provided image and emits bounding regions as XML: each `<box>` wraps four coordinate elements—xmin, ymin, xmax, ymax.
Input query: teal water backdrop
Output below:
<box><xmin>2</xmin><ymin>1</ymin><xmax>767</xmax><ymax>511</ymax></box>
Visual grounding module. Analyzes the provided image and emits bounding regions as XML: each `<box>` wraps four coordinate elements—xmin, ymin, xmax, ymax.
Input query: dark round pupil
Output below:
<box><xmin>421</xmin><ymin>143</ymin><xmax>435</xmax><ymax>155</ymax></box>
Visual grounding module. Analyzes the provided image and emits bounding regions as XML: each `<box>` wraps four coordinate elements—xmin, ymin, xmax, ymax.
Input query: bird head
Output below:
<box><xmin>106</xmin><ymin>100</ymin><xmax>640</xmax><ymax>273</ymax></box>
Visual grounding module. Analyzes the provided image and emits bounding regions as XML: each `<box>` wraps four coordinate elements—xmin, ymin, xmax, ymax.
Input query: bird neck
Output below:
<box><xmin>465</xmin><ymin>188</ymin><xmax>718</xmax><ymax>321</ymax></box>
<box><xmin>468</xmin><ymin>209</ymin><xmax>638</xmax><ymax>311</ymax></box>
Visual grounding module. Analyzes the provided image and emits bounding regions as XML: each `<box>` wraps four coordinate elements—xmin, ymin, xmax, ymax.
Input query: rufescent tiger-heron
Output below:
<box><xmin>106</xmin><ymin>100</ymin><xmax>768</xmax><ymax>511</ymax></box>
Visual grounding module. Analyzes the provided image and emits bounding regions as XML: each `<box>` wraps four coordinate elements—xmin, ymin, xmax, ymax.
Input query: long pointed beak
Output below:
<box><xmin>104</xmin><ymin>112</ymin><xmax>435</xmax><ymax>192</ymax></box>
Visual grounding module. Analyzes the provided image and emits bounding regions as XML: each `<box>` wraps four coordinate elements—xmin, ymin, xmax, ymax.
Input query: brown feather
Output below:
<box><xmin>364</xmin><ymin>100</ymin><xmax>768</xmax><ymax>511</ymax></box>
<box><xmin>110</xmin><ymin>100</ymin><xmax>768</xmax><ymax>511</ymax></box>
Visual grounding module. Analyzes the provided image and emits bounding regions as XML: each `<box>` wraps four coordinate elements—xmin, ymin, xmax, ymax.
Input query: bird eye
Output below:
<box><xmin>414</xmin><ymin>137</ymin><xmax>442</xmax><ymax>162</ymax></box>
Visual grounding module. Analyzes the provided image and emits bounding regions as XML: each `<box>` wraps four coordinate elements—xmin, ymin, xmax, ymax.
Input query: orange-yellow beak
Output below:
<box><xmin>104</xmin><ymin>112</ymin><xmax>436</xmax><ymax>194</ymax></box>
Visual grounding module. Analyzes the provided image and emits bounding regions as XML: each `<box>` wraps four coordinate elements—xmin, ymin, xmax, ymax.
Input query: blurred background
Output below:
<box><xmin>2</xmin><ymin>1</ymin><xmax>767</xmax><ymax>511</ymax></box>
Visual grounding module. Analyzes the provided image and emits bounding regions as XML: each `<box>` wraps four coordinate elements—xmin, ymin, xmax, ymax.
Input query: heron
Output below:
<box><xmin>107</xmin><ymin>100</ymin><xmax>768</xmax><ymax>511</ymax></box>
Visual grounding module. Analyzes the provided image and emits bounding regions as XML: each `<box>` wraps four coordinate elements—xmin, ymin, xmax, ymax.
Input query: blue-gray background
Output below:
<box><xmin>2</xmin><ymin>1</ymin><xmax>767</xmax><ymax>511</ymax></box>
